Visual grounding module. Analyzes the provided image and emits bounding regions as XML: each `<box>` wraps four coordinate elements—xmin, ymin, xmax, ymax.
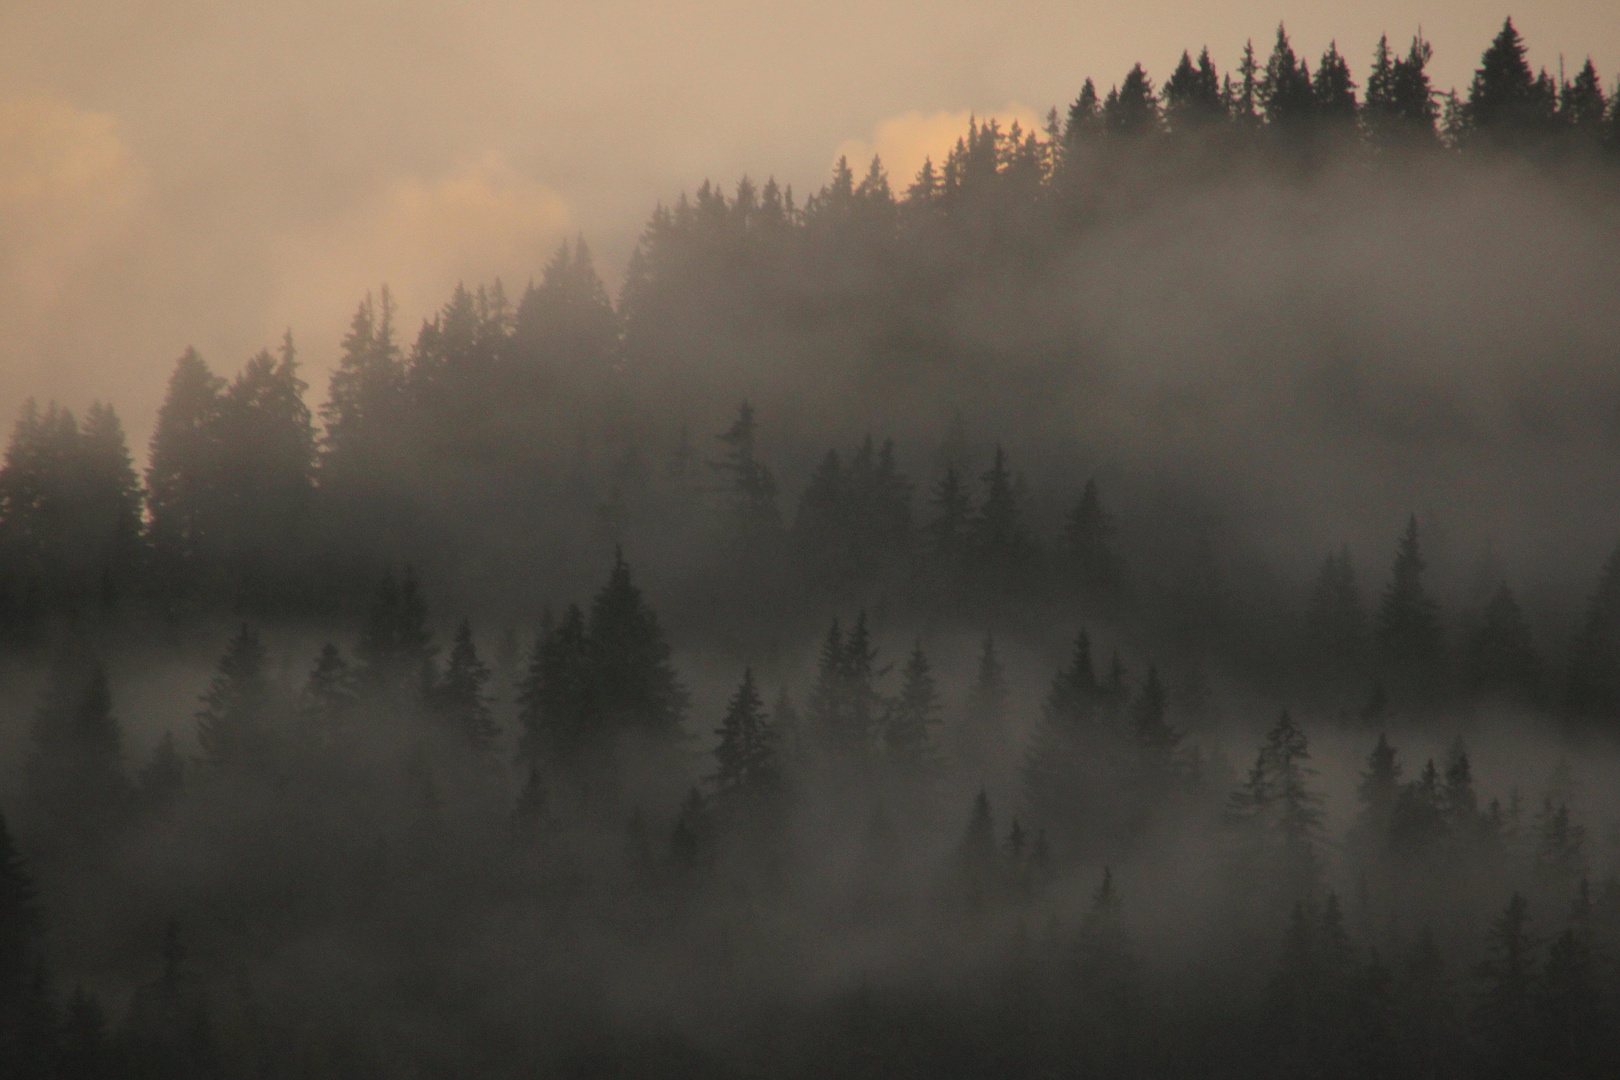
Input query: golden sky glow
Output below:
<box><xmin>0</xmin><ymin>2</ymin><xmax>1615</xmax><ymax>445</ymax></box>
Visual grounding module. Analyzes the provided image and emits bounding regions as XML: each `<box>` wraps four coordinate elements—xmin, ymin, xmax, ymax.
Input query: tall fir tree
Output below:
<box><xmin>435</xmin><ymin>619</ymin><xmax>497</xmax><ymax>750</ymax></box>
<box><xmin>1376</xmin><ymin>516</ymin><xmax>1445</xmax><ymax>690</ymax></box>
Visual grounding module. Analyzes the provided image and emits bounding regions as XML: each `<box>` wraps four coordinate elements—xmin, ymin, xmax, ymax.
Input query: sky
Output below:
<box><xmin>1</xmin><ymin>2</ymin><xmax>1616</xmax><ymax>450</ymax></box>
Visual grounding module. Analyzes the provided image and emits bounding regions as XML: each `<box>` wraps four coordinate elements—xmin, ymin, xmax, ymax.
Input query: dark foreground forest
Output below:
<box><xmin>7</xmin><ymin>17</ymin><xmax>1620</xmax><ymax>1079</ymax></box>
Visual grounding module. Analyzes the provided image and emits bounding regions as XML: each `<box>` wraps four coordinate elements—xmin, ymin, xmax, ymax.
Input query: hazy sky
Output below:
<box><xmin>1</xmin><ymin>2</ymin><xmax>1615</xmax><ymax>447</ymax></box>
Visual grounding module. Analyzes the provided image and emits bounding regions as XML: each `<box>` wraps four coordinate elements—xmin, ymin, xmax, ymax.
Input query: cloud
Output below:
<box><xmin>834</xmin><ymin>104</ymin><xmax>1046</xmax><ymax>192</ymax></box>
<box><xmin>0</xmin><ymin>94</ymin><xmax>148</xmax><ymax>386</ymax></box>
<box><xmin>270</xmin><ymin>154</ymin><xmax>574</xmax><ymax>358</ymax></box>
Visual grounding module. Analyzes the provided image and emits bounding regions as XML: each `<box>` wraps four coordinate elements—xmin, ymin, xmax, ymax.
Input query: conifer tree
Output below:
<box><xmin>196</xmin><ymin>625</ymin><xmax>276</xmax><ymax>771</ymax></box>
<box><xmin>516</xmin><ymin>604</ymin><xmax>596</xmax><ymax>769</ymax></box>
<box><xmin>1228</xmin><ymin>710</ymin><xmax>1324</xmax><ymax>901</ymax></box>
<box><xmin>1103</xmin><ymin>64</ymin><xmax>1160</xmax><ymax>136</ymax></box>
<box><xmin>925</xmin><ymin>464</ymin><xmax>974</xmax><ymax>570</ymax></box>
<box><xmin>299</xmin><ymin>643</ymin><xmax>358</xmax><ymax>728</ymax></box>
<box><xmin>0</xmin><ymin>809</ymin><xmax>40</xmax><ymax>1001</ymax></box>
<box><xmin>586</xmin><ymin>549</ymin><xmax>687</xmax><ymax>737</ymax></box>
<box><xmin>1312</xmin><ymin>42</ymin><xmax>1359</xmax><ymax>130</ymax></box>
<box><xmin>435</xmin><ymin>619</ymin><xmax>497</xmax><ymax>750</ymax></box>
<box><xmin>1063</xmin><ymin>478</ymin><xmax>1121</xmax><ymax>607</ymax></box>
<box><xmin>1462</xmin><ymin>18</ymin><xmax>1556</xmax><ymax>145</ymax></box>
<box><xmin>1566</xmin><ymin>540</ymin><xmax>1620</xmax><ymax>722</ymax></box>
<box><xmin>1376</xmin><ymin>516</ymin><xmax>1445</xmax><ymax>689</ymax></box>
<box><xmin>146</xmin><ymin>349</ymin><xmax>224</xmax><ymax>588</ymax></box>
<box><xmin>959</xmin><ymin>631</ymin><xmax>1009</xmax><ymax>763</ymax></box>
<box><xmin>709</xmin><ymin>402</ymin><xmax>781</xmax><ymax>549</ymax></box>
<box><xmin>513</xmin><ymin>238</ymin><xmax>620</xmax><ymax>371</ymax></box>
<box><xmin>354</xmin><ymin>565</ymin><xmax>435</xmax><ymax>703</ymax></box>
<box><xmin>1128</xmin><ymin>665</ymin><xmax>1180</xmax><ymax>778</ymax></box>
<box><xmin>1304</xmin><ymin>546</ymin><xmax>1366</xmax><ymax>677</ymax></box>
<box><xmin>1466</xmin><ymin>581</ymin><xmax>1540</xmax><ymax>702</ymax></box>
<box><xmin>1259</xmin><ymin>24</ymin><xmax>1316</xmax><ymax>130</ymax></box>
<box><xmin>1474</xmin><ymin>893</ymin><xmax>1536</xmax><ymax>1077</ymax></box>
<box><xmin>321</xmin><ymin>287</ymin><xmax>406</xmax><ymax>479</ymax></box>
<box><xmin>711</xmin><ymin>668</ymin><xmax>780</xmax><ymax>809</ymax></box>
<box><xmin>1353</xmin><ymin>733</ymin><xmax>1403</xmax><ymax>847</ymax></box>
<box><xmin>886</xmin><ymin>642</ymin><xmax>941</xmax><ymax>780</ymax></box>
<box><xmin>1163</xmin><ymin>48</ymin><xmax>1225</xmax><ymax>132</ymax></box>
<box><xmin>972</xmin><ymin>445</ymin><xmax>1034</xmax><ymax>590</ymax></box>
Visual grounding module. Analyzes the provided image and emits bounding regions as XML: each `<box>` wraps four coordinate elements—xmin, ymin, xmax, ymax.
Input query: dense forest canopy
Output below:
<box><xmin>4</xmin><ymin>17</ymin><xmax>1620</xmax><ymax>1079</ymax></box>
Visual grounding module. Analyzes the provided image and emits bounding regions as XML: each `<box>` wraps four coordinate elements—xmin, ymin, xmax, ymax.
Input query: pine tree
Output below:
<box><xmin>1466</xmin><ymin>581</ymin><xmax>1540</xmax><ymax>702</ymax></box>
<box><xmin>1228</xmin><ymin>710</ymin><xmax>1324</xmax><ymax>902</ymax></box>
<box><xmin>1558</xmin><ymin>59</ymin><xmax>1609</xmax><ymax>142</ymax></box>
<box><xmin>709</xmin><ymin>402</ymin><xmax>781</xmax><ymax>550</ymax></box>
<box><xmin>586</xmin><ymin>549</ymin><xmax>687</xmax><ymax>737</ymax></box>
<box><xmin>1304</xmin><ymin>546</ymin><xmax>1366</xmax><ymax>677</ymax></box>
<box><xmin>971</xmin><ymin>445</ymin><xmax>1035</xmax><ymax>591</ymax></box>
<box><xmin>1312</xmin><ymin>42</ymin><xmax>1359</xmax><ymax>130</ymax></box>
<box><xmin>196</xmin><ymin>624</ymin><xmax>276</xmax><ymax>771</ymax></box>
<box><xmin>1259</xmin><ymin>24</ymin><xmax>1316</xmax><ymax>131</ymax></box>
<box><xmin>1128</xmin><ymin>666</ymin><xmax>1180</xmax><ymax>779</ymax></box>
<box><xmin>1462</xmin><ymin>17</ymin><xmax>1556</xmax><ymax>145</ymax></box>
<box><xmin>435</xmin><ymin>619</ymin><xmax>497</xmax><ymax>750</ymax></box>
<box><xmin>0</xmin><ymin>809</ymin><xmax>40</xmax><ymax>1001</ymax></box>
<box><xmin>886</xmin><ymin>642</ymin><xmax>941</xmax><ymax>780</ymax></box>
<box><xmin>1353</xmin><ymin>733</ymin><xmax>1403</xmax><ymax>847</ymax></box>
<box><xmin>146</xmin><ymin>349</ymin><xmax>224</xmax><ymax>589</ymax></box>
<box><xmin>513</xmin><ymin>238</ymin><xmax>620</xmax><ymax>371</ymax></box>
<box><xmin>1163</xmin><ymin>48</ymin><xmax>1225</xmax><ymax>132</ymax></box>
<box><xmin>925</xmin><ymin>463</ymin><xmax>974</xmax><ymax>570</ymax></box>
<box><xmin>1063</xmin><ymin>478</ymin><xmax>1121</xmax><ymax>607</ymax></box>
<box><xmin>1376</xmin><ymin>516</ymin><xmax>1445</xmax><ymax>689</ymax></box>
<box><xmin>354</xmin><ymin>565</ymin><xmax>435</xmax><ymax>704</ymax></box>
<box><xmin>1103</xmin><ymin>64</ymin><xmax>1159</xmax><ymax>136</ymax></box>
<box><xmin>711</xmin><ymin>668</ymin><xmax>780</xmax><ymax>810</ymax></box>
<box><xmin>516</xmin><ymin>604</ymin><xmax>596</xmax><ymax>769</ymax></box>
<box><xmin>959</xmin><ymin>631</ymin><xmax>1009</xmax><ymax>763</ymax></box>
<box><xmin>1474</xmin><ymin>893</ymin><xmax>1536</xmax><ymax>1077</ymax></box>
<box><xmin>1567</xmin><ymin>540</ymin><xmax>1620</xmax><ymax>722</ymax></box>
<box><xmin>299</xmin><ymin>643</ymin><xmax>358</xmax><ymax>728</ymax></box>
<box><xmin>321</xmin><ymin>288</ymin><xmax>406</xmax><ymax>480</ymax></box>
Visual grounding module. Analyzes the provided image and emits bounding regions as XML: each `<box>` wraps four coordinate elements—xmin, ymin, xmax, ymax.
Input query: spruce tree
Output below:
<box><xmin>299</xmin><ymin>643</ymin><xmax>358</xmax><ymax>728</ymax></box>
<box><xmin>1304</xmin><ymin>546</ymin><xmax>1366</xmax><ymax>677</ymax></box>
<box><xmin>1103</xmin><ymin>64</ymin><xmax>1159</xmax><ymax>136</ymax></box>
<box><xmin>1474</xmin><ymin>893</ymin><xmax>1536</xmax><ymax>1077</ymax></box>
<box><xmin>1353</xmin><ymin>733</ymin><xmax>1403</xmax><ymax>847</ymax></box>
<box><xmin>1376</xmin><ymin>516</ymin><xmax>1445</xmax><ymax>690</ymax></box>
<box><xmin>1462</xmin><ymin>17</ymin><xmax>1556</xmax><ymax>145</ymax></box>
<box><xmin>711</xmin><ymin>668</ymin><xmax>780</xmax><ymax>809</ymax></box>
<box><xmin>709</xmin><ymin>402</ymin><xmax>781</xmax><ymax>550</ymax></box>
<box><xmin>196</xmin><ymin>624</ymin><xmax>276</xmax><ymax>771</ymax></box>
<box><xmin>1566</xmin><ymin>540</ymin><xmax>1620</xmax><ymax>722</ymax></box>
<box><xmin>586</xmin><ymin>549</ymin><xmax>687</xmax><ymax>737</ymax></box>
<box><xmin>1063</xmin><ymin>479</ymin><xmax>1121</xmax><ymax>607</ymax></box>
<box><xmin>1466</xmin><ymin>581</ymin><xmax>1540</xmax><ymax>702</ymax></box>
<box><xmin>1128</xmin><ymin>666</ymin><xmax>1180</xmax><ymax>778</ymax></box>
<box><xmin>925</xmin><ymin>464</ymin><xmax>974</xmax><ymax>570</ymax></box>
<box><xmin>1312</xmin><ymin>42</ymin><xmax>1359</xmax><ymax>130</ymax></box>
<box><xmin>146</xmin><ymin>349</ymin><xmax>224</xmax><ymax>588</ymax></box>
<box><xmin>885</xmin><ymin>642</ymin><xmax>941</xmax><ymax>780</ymax></box>
<box><xmin>959</xmin><ymin>631</ymin><xmax>1009</xmax><ymax>763</ymax></box>
<box><xmin>435</xmin><ymin>619</ymin><xmax>497</xmax><ymax>750</ymax></box>
<box><xmin>516</xmin><ymin>604</ymin><xmax>596</xmax><ymax>769</ymax></box>
<box><xmin>354</xmin><ymin>565</ymin><xmax>435</xmax><ymax>704</ymax></box>
<box><xmin>320</xmin><ymin>288</ymin><xmax>406</xmax><ymax>480</ymax></box>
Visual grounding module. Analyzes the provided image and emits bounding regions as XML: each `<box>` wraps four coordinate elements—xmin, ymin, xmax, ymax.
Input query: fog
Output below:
<box><xmin>4</xmin><ymin>9</ymin><xmax>1620</xmax><ymax>1080</ymax></box>
<box><xmin>3</xmin><ymin>1</ymin><xmax>1617</xmax><ymax>447</ymax></box>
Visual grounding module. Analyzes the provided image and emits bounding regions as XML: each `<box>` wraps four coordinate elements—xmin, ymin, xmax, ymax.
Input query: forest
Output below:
<box><xmin>5</xmin><ymin>15</ymin><xmax>1620</xmax><ymax>1078</ymax></box>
